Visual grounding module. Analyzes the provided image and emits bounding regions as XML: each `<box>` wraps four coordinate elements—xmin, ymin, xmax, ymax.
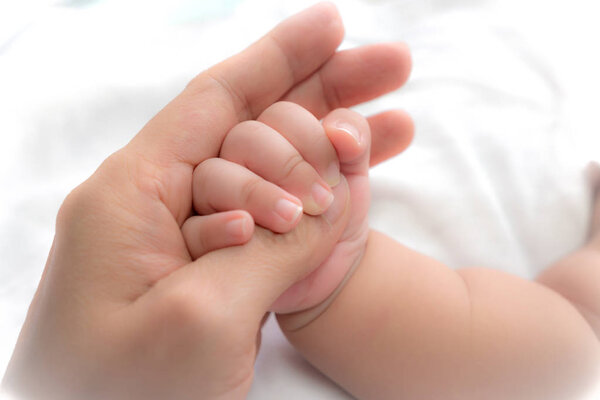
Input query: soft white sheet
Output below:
<box><xmin>1</xmin><ymin>0</ymin><xmax>598</xmax><ymax>398</ymax></box>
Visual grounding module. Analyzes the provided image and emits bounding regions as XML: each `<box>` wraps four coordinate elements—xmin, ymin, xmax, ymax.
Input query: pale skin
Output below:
<box><xmin>2</xmin><ymin>3</ymin><xmax>599</xmax><ymax>400</ymax></box>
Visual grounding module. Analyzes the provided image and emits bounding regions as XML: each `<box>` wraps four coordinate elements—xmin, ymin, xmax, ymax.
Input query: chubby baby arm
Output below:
<box><xmin>208</xmin><ymin>100</ymin><xmax>599</xmax><ymax>400</ymax></box>
<box><xmin>537</xmin><ymin>241</ymin><xmax>600</xmax><ymax>338</ymax></box>
<box><xmin>279</xmin><ymin>231</ymin><xmax>600</xmax><ymax>400</ymax></box>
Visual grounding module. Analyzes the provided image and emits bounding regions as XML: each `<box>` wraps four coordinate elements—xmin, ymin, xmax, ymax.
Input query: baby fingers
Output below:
<box><xmin>257</xmin><ymin>101</ymin><xmax>341</xmax><ymax>187</ymax></box>
<box><xmin>192</xmin><ymin>158</ymin><xmax>304</xmax><ymax>233</ymax></box>
<box><xmin>220</xmin><ymin>106</ymin><xmax>335</xmax><ymax>216</ymax></box>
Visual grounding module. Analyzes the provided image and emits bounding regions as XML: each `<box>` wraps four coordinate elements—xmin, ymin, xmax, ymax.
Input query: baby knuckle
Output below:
<box><xmin>313</xmin><ymin>128</ymin><xmax>332</xmax><ymax>147</ymax></box>
<box><xmin>194</xmin><ymin>157</ymin><xmax>219</xmax><ymax>177</ymax></box>
<box><xmin>240</xmin><ymin>177</ymin><xmax>263</xmax><ymax>205</ymax></box>
<box><xmin>193</xmin><ymin>158</ymin><xmax>220</xmax><ymax>189</ymax></box>
<box><xmin>262</xmin><ymin>100</ymin><xmax>303</xmax><ymax>118</ymax></box>
<box><xmin>194</xmin><ymin>227</ymin><xmax>213</xmax><ymax>256</ymax></box>
<box><xmin>279</xmin><ymin>153</ymin><xmax>305</xmax><ymax>182</ymax></box>
<box><xmin>222</xmin><ymin>120</ymin><xmax>263</xmax><ymax>155</ymax></box>
<box><xmin>262</xmin><ymin>100</ymin><xmax>293</xmax><ymax>115</ymax></box>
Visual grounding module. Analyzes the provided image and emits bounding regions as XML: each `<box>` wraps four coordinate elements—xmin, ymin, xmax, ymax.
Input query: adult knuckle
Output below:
<box><xmin>117</xmin><ymin>152</ymin><xmax>168</xmax><ymax>200</ymax></box>
<box><xmin>57</xmin><ymin>184</ymin><xmax>88</xmax><ymax>227</ymax></box>
<box><xmin>193</xmin><ymin>297</ymin><xmax>234</xmax><ymax>336</ymax></box>
<box><xmin>56</xmin><ymin>153</ymin><xmax>141</xmax><ymax>230</ymax></box>
<box><xmin>160</xmin><ymin>288</ymin><xmax>209</xmax><ymax>330</ymax></box>
<box><xmin>158</xmin><ymin>271</ymin><xmax>244</xmax><ymax>334</ymax></box>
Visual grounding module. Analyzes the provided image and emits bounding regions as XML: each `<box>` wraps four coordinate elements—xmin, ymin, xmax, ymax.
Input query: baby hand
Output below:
<box><xmin>273</xmin><ymin>106</ymin><xmax>372</xmax><ymax>317</ymax></box>
<box><xmin>180</xmin><ymin>101</ymin><xmax>339</xmax><ymax>258</ymax></box>
<box><xmin>182</xmin><ymin>101</ymin><xmax>372</xmax><ymax>315</ymax></box>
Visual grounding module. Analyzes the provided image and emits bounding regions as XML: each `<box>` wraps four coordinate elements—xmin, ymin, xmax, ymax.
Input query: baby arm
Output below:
<box><xmin>537</xmin><ymin>238</ymin><xmax>600</xmax><ymax>337</ymax></box>
<box><xmin>279</xmin><ymin>191</ymin><xmax>600</xmax><ymax>397</ymax></box>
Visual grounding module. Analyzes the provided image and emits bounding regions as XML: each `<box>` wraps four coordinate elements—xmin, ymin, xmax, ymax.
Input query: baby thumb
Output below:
<box><xmin>322</xmin><ymin>108</ymin><xmax>372</xmax><ymax>176</ymax></box>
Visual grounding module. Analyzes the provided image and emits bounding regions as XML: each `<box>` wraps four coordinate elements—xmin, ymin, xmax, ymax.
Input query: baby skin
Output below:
<box><xmin>189</xmin><ymin>101</ymin><xmax>600</xmax><ymax>399</ymax></box>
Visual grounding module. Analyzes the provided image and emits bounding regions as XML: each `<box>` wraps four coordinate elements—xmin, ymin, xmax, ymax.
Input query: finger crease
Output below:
<box><xmin>242</xmin><ymin>178</ymin><xmax>262</xmax><ymax>206</ymax></box>
<box><xmin>318</xmin><ymin>69</ymin><xmax>341</xmax><ymax>111</ymax></box>
<box><xmin>266</xmin><ymin>34</ymin><xmax>297</xmax><ymax>88</ymax></box>
<box><xmin>280</xmin><ymin>154</ymin><xmax>304</xmax><ymax>183</ymax></box>
<box><xmin>205</xmin><ymin>71</ymin><xmax>253</xmax><ymax>122</ymax></box>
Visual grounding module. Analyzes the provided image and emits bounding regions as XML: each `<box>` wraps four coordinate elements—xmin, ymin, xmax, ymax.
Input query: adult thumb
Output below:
<box><xmin>138</xmin><ymin>177</ymin><xmax>351</xmax><ymax>323</ymax></box>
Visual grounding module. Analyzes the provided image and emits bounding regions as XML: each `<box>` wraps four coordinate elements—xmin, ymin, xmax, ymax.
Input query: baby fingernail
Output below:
<box><xmin>334</xmin><ymin>120</ymin><xmax>361</xmax><ymax>144</ymax></box>
<box><xmin>275</xmin><ymin>198</ymin><xmax>303</xmax><ymax>224</ymax></box>
<box><xmin>311</xmin><ymin>182</ymin><xmax>334</xmax><ymax>211</ymax></box>
<box><xmin>325</xmin><ymin>161</ymin><xmax>341</xmax><ymax>187</ymax></box>
<box><xmin>225</xmin><ymin>217</ymin><xmax>249</xmax><ymax>240</ymax></box>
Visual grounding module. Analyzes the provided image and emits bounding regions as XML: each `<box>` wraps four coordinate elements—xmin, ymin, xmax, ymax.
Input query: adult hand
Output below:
<box><xmin>2</xmin><ymin>3</ymin><xmax>412</xmax><ymax>399</ymax></box>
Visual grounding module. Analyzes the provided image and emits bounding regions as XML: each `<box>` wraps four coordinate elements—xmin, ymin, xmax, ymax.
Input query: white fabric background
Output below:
<box><xmin>1</xmin><ymin>0</ymin><xmax>599</xmax><ymax>398</ymax></box>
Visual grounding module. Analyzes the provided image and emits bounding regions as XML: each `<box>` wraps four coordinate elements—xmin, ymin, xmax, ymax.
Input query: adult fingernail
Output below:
<box><xmin>325</xmin><ymin>161</ymin><xmax>341</xmax><ymax>187</ymax></box>
<box><xmin>311</xmin><ymin>182</ymin><xmax>334</xmax><ymax>211</ymax></box>
<box><xmin>333</xmin><ymin>120</ymin><xmax>361</xmax><ymax>144</ymax></box>
<box><xmin>275</xmin><ymin>198</ymin><xmax>303</xmax><ymax>224</ymax></box>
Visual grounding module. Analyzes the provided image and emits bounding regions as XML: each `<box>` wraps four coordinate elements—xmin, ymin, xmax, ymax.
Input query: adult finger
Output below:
<box><xmin>181</xmin><ymin>211</ymin><xmax>254</xmax><ymax>260</ymax></box>
<box><xmin>282</xmin><ymin>42</ymin><xmax>412</xmax><ymax>119</ymax></box>
<box><xmin>282</xmin><ymin>42</ymin><xmax>413</xmax><ymax>168</ymax></box>
<box><xmin>368</xmin><ymin>109</ymin><xmax>414</xmax><ymax>166</ymax></box>
<box><xmin>128</xmin><ymin>2</ymin><xmax>345</xmax><ymax>166</ymax></box>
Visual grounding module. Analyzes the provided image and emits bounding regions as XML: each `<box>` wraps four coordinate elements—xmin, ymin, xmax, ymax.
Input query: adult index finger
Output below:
<box><xmin>128</xmin><ymin>2</ymin><xmax>345</xmax><ymax>167</ymax></box>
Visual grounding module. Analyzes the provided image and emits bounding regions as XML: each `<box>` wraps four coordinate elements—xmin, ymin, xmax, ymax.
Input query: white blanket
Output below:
<box><xmin>1</xmin><ymin>0</ymin><xmax>598</xmax><ymax>398</ymax></box>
